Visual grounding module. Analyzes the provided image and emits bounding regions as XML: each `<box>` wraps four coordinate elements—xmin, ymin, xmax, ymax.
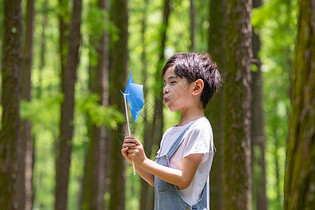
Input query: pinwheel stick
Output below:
<box><xmin>123</xmin><ymin>94</ymin><xmax>136</xmax><ymax>175</ymax></box>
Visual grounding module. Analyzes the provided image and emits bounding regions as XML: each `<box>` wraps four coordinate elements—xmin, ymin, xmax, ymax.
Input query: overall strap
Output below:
<box><xmin>166</xmin><ymin>123</ymin><xmax>194</xmax><ymax>159</ymax></box>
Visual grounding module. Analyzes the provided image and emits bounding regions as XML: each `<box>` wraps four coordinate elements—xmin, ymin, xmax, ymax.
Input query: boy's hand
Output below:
<box><xmin>124</xmin><ymin>136</ymin><xmax>147</xmax><ymax>165</ymax></box>
<box><xmin>121</xmin><ymin>135</ymin><xmax>138</xmax><ymax>164</ymax></box>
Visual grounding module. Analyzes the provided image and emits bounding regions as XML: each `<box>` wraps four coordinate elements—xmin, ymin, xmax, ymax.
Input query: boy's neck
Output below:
<box><xmin>178</xmin><ymin>106</ymin><xmax>205</xmax><ymax>126</ymax></box>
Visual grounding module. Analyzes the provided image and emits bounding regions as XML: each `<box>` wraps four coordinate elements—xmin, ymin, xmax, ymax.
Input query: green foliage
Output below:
<box><xmin>21</xmin><ymin>94</ymin><xmax>62</xmax><ymax>128</ymax></box>
<box><xmin>57</xmin><ymin>0</ymin><xmax>70</xmax><ymax>24</ymax></box>
<box><xmin>251</xmin><ymin>63</ymin><xmax>258</xmax><ymax>72</ymax></box>
<box><xmin>85</xmin><ymin>4</ymin><xmax>108</xmax><ymax>41</ymax></box>
<box><xmin>76</xmin><ymin>93</ymin><xmax>124</xmax><ymax>128</ymax></box>
<box><xmin>21</xmin><ymin>92</ymin><xmax>124</xmax><ymax>131</ymax></box>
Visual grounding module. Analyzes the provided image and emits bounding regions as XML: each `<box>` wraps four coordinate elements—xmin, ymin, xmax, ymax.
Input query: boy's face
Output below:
<box><xmin>163</xmin><ymin>67</ymin><xmax>195</xmax><ymax>112</ymax></box>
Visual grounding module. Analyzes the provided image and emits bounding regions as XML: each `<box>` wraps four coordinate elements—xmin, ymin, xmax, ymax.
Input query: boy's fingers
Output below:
<box><xmin>124</xmin><ymin>135</ymin><xmax>135</xmax><ymax>139</ymax></box>
<box><xmin>121</xmin><ymin>148</ymin><xmax>133</xmax><ymax>161</ymax></box>
<box><xmin>121</xmin><ymin>147</ymin><xmax>128</xmax><ymax>152</ymax></box>
<box><xmin>124</xmin><ymin>138</ymin><xmax>135</xmax><ymax>142</ymax></box>
<box><xmin>134</xmin><ymin>139</ymin><xmax>141</xmax><ymax>146</ymax></box>
<box><xmin>121</xmin><ymin>148</ymin><xmax>129</xmax><ymax>156</ymax></box>
<box><xmin>124</xmin><ymin>138</ymin><xmax>133</xmax><ymax>142</ymax></box>
<box><xmin>123</xmin><ymin>142</ymin><xmax>137</xmax><ymax>148</ymax></box>
<box><xmin>124</xmin><ymin>139</ymin><xmax>138</xmax><ymax>145</ymax></box>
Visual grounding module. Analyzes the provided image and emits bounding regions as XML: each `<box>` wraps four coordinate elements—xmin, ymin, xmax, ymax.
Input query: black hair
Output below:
<box><xmin>162</xmin><ymin>52</ymin><xmax>222</xmax><ymax>108</ymax></box>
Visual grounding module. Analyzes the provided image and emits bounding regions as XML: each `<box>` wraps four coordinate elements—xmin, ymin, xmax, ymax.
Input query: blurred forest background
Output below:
<box><xmin>0</xmin><ymin>0</ymin><xmax>314</xmax><ymax>210</ymax></box>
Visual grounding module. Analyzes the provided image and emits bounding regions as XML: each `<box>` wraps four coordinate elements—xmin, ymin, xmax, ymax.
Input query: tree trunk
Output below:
<box><xmin>144</xmin><ymin>2</ymin><xmax>171</xmax><ymax>209</ymax></box>
<box><xmin>139</xmin><ymin>0</ymin><xmax>153</xmax><ymax>209</ymax></box>
<box><xmin>81</xmin><ymin>0</ymin><xmax>109</xmax><ymax>209</ymax></box>
<box><xmin>151</xmin><ymin>0</ymin><xmax>171</xmax><ymax>157</ymax></box>
<box><xmin>109</xmin><ymin>0</ymin><xmax>128</xmax><ymax>209</ymax></box>
<box><xmin>146</xmin><ymin>2</ymin><xmax>171</xmax><ymax>208</ymax></box>
<box><xmin>284</xmin><ymin>0</ymin><xmax>315</xmax><ymax>209</ymax></box>
<box><xmin>223</xmin><ymin>0</ymin><xmax>252</xmax><ymax>209</ymax></box>
<box><xmin>189</xmin><ymin>0</ymin><xmax>195</xmax><ymax>51</ymax></box>
<box><xmin>207</xmin><ymin>0</ymin><xmax>225</xmax><ymax>209</ymax></box>
<box><xmin>55</xmin><ymin>0</ymin><xmax>82</xmax><ymax>209</ymax></box>
<box><xmin>58</xmin><ymin>0</ymin><xmax>69</xmax><ymax>73</ymax></box>
<box><xmin>0</xmin><ymin>0</ymin><xmax>22</xmax><ymax>209</ymax></box>
<box><xmin>251</xmin><ymin>69</ymin><xmax>268</xmax><ymax>210</ymax></box>
<box><xmin>19</xmin><ymin>0</ymin><xmax>35</xmax><ymax>209</ymax></box>
<box><xmin>251</xmin><ymin>0</ymin><xmax>268</xmax><ymax>209</ymax></box>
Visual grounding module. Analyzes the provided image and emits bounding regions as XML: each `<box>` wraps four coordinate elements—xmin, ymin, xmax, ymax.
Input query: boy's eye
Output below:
<box><xmin>171</xmin><ymin>81</ymin><xmax>176</xmax><ymax>85</ymax></box>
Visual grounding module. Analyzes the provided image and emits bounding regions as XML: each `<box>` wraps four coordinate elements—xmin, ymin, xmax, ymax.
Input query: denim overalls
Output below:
<box><xmin>154</xmin><ymin>124</ymin><xmax>208</xmax><ymax>210</ymax></box>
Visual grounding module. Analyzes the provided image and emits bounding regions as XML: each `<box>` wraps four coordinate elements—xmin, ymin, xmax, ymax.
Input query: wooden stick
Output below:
<box><xmin>123</xmin><ymin>94</ymin><xmax>136</xmax><ymax>175</ymax></box>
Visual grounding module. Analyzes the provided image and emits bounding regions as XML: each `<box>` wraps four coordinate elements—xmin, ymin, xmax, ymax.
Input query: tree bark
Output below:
<box><xmin>81</xmin><ymin>0</ymin><xmax>109</xmax><ymax>209</ymax></box>
<box><xmin>251</xmin><ymin>0</ymin><xmax>268</xmax><ymax>209</ymax></box>
<box><xmin>251</xmin><ymin>69</ymin><xmax>268</xmax><ymax>210</ymax></box>
<box><xmin>143</xmin><ymin>2</ymin><xmax>171</xmax><ymax>209</ymax></box>
<box><xmin>207</xmin><ymin>0</ymin><xmax>225</xmax><ymax>209</ymax></box>
<box><xmin>55</xmin><ymin>0</ymin><xmax>82</xmax><ymax>209</ymax></box>
<box><xmin>19</xmin><ymin>0</ymin><xmax>35</xmax><ymax>209</ymax></box>
<box><xmin>284</xmin><ymin>0</ymin><xmax>315</xmax><ymax>209</ymax></box>
<box><xmin>58</xmin><ymin>0</ymin><xmax>69</xmax><ymax>73</ymax></box>
<box><xmin>139</xmin><ymin>0</ymin><xmax>153</xmax><ymax>209</ymax></box>
<box><xmin>151</xmin><ymin>0</ymin><xmax>171</xmax><ymax>158</ymax></box>
<box><xmin>0</xmin><ymin>0</ymin><xmax>22</xmax><ymax>209</ymax></box>
<box><xmin>145</xmin><ymin>2</ymin><xmax>171</xmax><ymax>208</ymax></box>
<box><xmin>109</xmin><ymin>0</ymin><xmax>128</xmax><ymax>209</ymax></box>
<box><xmin>223</xmin><ymin>0</ymin><xmax>252</xmax><ymax>209</ymax></box>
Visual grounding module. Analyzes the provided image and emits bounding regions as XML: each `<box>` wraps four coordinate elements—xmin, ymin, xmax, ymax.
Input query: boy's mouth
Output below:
<box><xmin>163</xmin><ymin>97</ymin><xmax>169</xmax><ymax>104</ymax></box>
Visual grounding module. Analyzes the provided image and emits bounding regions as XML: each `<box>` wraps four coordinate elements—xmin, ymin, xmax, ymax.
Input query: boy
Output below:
<box><xmin>122</xmin><ymin>52</ymin><xmax>222</xmax><ymax>209</ymax></box>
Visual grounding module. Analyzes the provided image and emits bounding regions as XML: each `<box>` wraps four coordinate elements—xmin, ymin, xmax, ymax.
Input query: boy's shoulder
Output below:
<box><xmin>192</xmin><ymin>117</ymin><xmax>211</xmax><ymax>127</ymax></box>
<box><xmin>189</xmin><ymin>117</ymin><xmax>212</xmax><ymax>133</ymax></box>
<box><xmin>183</xmin><ymin>117</ymin><xmax>213</xmax><ymax>146</ymax></box>
<box><xmin>163</xmin><ymin>117</ymin><xmax>211</xmax><ymax>136</ymax></box>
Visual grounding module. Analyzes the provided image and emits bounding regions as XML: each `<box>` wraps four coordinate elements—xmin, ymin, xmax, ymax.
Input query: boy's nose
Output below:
<box><xmin>163</xmin><ymin>86</ymin><xmax>169</xmax><ymax>94</ymax></box>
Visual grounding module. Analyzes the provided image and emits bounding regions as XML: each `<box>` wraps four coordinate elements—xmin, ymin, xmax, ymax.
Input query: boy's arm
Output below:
<box><xmin>134</xmin><ymin>164</ymin><xmax>155</xmax><ymax>186</ymax></box>
<box><xmin>137</xmin><ymin>153</ymin><xmax>202</xmax><ymax>189</ymax></box>
<box><xmin>126</xmin><ymin>137</ymin><xmax>202</xmax><ymax>189</ymax></box>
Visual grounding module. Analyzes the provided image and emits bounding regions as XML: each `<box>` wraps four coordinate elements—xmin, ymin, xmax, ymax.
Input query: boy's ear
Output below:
<box><xmin>192</xmin><ymin>79</ymin><xmax>204</xmax><ymax>95</ymax></box>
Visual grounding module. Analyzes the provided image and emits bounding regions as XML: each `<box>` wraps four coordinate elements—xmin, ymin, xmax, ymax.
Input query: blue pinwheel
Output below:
<box><xmin>121</xmin><ymin>72</ymin><xmax>144</xmax><ymax>122</ymax></box>
<box><xmin>121</xmin><ymin>71</ymin><xmax>144</xmax><ymax>175</ymax></box>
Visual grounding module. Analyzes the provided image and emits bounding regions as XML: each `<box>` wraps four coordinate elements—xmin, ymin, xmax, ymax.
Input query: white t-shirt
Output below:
<box><xmin>157</xmin><ymin>117</ymin><xmax>215</xmax><ymax>205</ymax></box>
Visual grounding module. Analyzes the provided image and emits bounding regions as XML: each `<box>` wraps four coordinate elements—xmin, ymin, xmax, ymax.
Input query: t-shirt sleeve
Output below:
<box><xmin>182</xmin><ymin>125</ymin><xmax>214</xmax><ymax>163</ymax></box>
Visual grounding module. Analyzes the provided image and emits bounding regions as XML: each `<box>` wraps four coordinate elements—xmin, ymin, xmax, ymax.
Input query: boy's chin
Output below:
<box><xmin>168</xmin><ymin>106</ymin><xmax>178</xmax><ymax>112</ymax></box>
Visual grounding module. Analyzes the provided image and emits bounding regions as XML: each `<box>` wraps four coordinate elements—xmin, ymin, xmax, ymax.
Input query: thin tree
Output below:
<box><xmin>19</xmin><ymin>0</ymin><xmax>35</xmax><ymax>209</ymax></box>
<box><xmin>139</xmin><ymin>0</ymin><xmax>153</xmax><ymax>209</ymax></box>
<box><xmin>55</xmin><ymin>0</ymin><xmax>82</xmax><ymax>209</ymax></box>
<box><xmin>81</xmin><ymin>0</ymin><xmax>109</xmax><ymax>209</ymax></box>
<box><xmin>251</xmin><ymin>0</ymin><xmax>268</xmax><ymax>209</ymax></box>
<box><xmin>144</xmin><ymin>2</ymin><xmax>171</xmax><ymax>208</ymax></box>
<box><xmin>0</xmin><ymin>0</ymin><xmax>23</xmax><ymax>209</ymax></box>
<box><xmin>223</xmin><ymin>0</ymin><xmax>252</xmax><ymax>209</ymax></box>
<box><xmin>284</xmin><ymin>0</ymin><xmax>315</xmax><ymax>209</ymax></box>
<box><xmin>151</xmin><ymin>0</ymin><xmax>171</xmax><ymax>161</ymax></box>
<box><xmin>109</xmin><ymin>0</ymin><xmax>128</xmax><ymax>209</ymax></box>
<box><xmin>207</xmin><ymin>0</ymin><xmax>225</xmax><ymax>209</ymax></box>
<box><xmin>58</xmin><ymin>0</ymin><xmax>70</xmax><ymax>73</ymax></box>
